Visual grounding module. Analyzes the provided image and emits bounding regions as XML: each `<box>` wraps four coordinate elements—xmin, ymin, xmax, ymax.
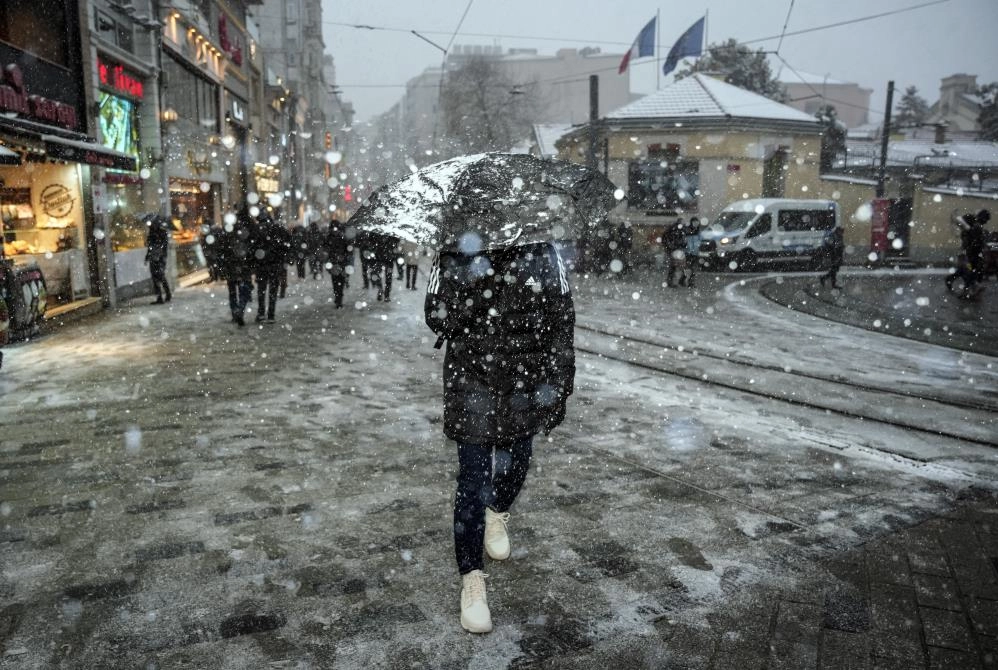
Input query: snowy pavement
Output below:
<box><xmin>0</xmin><ymin>267</ymin><xmax>996</xmax><ymax>669</ymax></box>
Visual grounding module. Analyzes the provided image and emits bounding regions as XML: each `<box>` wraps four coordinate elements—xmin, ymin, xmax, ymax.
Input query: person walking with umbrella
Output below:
<box><xmin>425</xmin><ymin>237</ymin><xmax>575</xmax><ymax>633</ymax></box>
<box><xmin>348</xmin><ymin>153</ymin><xmax>614</xmax><ymax>633</ymax></box>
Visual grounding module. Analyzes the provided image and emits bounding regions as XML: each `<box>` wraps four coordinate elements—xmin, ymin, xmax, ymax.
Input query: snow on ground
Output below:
<box><xmin>0</xmin><ymin>265</ymin><xmax>995</xmax><ymax>667</ymax></box>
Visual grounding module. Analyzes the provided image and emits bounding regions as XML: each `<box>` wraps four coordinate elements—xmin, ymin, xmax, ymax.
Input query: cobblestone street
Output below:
<box><xmin>1</xmin><ymin>270</ymin><xmax>996</xmax><ymax>669</ymax></box>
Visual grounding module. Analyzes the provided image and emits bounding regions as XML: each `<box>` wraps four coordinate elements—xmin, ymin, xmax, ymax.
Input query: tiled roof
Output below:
<box><xmin>607</xmin><ymin>73</ymin><xmax>817</xmax><ymax>124</ymax></box>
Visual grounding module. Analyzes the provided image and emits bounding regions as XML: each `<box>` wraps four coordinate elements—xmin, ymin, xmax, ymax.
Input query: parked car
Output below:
<box><xmin>699</xmin><ymin>199</ymin><xmax>839</xmax><ymax>270</ymax></box>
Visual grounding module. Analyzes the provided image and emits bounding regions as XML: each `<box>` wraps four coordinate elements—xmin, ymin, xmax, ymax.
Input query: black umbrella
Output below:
<box><xmin>347</xmin><ymin>153</ymin><xmax>620</xmax><ymax>249</ymax></box>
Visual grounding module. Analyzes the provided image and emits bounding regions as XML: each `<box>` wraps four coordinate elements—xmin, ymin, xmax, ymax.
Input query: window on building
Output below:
<box><xmin>778</xmin><ymin>209</ymin><xmax>835</xmax><ymax>232</ymax></box>
<box><xmin>0</xmin><ymin>0</ymin><xmax>70</xmax><ymax>66</ymax></box>
<box><xmin>161</xmin><ymin>56</ymin><xmax>219</xmax><ymax>130</ymax></box>
<box><xmin>627</xmin><ymin>158</ymin><xmax>699</xmax><ymax>212</ymax></box>
<box><xmin>95</xmin><ymin>10</ymin><xmax>134</xmax><ymax>52</ymax></box>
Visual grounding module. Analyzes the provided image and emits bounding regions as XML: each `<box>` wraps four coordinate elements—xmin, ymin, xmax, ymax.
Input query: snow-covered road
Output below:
<box><xmin>0</xmin><ymin>268</ymin><xmax>995</xmax><ymax>668</ymax></box>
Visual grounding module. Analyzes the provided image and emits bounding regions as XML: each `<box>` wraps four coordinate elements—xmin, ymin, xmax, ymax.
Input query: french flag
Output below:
<box><xmin>618</xmin><ymin>16</ymin><xmax>656</xmax><ymax>74</ymax></box>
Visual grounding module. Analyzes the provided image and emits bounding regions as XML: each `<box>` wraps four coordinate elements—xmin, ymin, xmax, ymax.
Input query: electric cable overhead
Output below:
<box><xmin>775</xmin><ymin>0</ymin><xmax>796</xmax><ymax>55</ymax></box>
<box><xmin>330</xmin><ymin>0</ymin><xmax>950</xmax><ymax>92</ymax></box>
<box><xmin>316</xmin><ymin>0</ymin><xmax>949</xmax><ymax>52</ymax></box>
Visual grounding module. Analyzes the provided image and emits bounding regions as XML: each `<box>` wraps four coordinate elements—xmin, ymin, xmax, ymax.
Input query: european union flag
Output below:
<box><xmin>663</xmin><ymin>16</ymin><xmax>705</xmax><ymax>77</ymax></box>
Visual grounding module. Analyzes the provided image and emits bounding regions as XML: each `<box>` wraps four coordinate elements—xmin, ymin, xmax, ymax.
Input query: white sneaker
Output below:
<box><xmin>484</xmin><ymin>508</ymin><xmax>511</xmax><ymax>561</ymax></box>
<box><xmin>460</xmin><ymin>570</ymin><xmax>493</xmax><ymax>633</ymax></box>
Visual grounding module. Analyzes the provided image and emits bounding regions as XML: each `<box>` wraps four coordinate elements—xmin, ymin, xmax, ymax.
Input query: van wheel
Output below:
<box><xmin>738</xmin><ymin>250</ymin><xmax>757</xmax><ymax>271</ymax></box>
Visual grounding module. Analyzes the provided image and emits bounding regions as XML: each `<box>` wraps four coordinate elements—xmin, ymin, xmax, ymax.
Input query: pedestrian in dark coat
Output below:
<box><xmin>947</xmin><ymin>209</ymin><xmax>990</xmax><ymax>295</ymax></box>
<box><xmin>819</xmin><ymin>226</ymin><xmax>845</xmax><ymax>289</ymax></box>
<box><xmin>369</xmin><ymin>232</ymin><xmax>398</xmax><ymax>302</ymax></box>
<box><xmin>202</xmin><ymin>219</ymin><xmax>224</xmax><ymax>282</ymax></box>
<box><xmin>356</xmin><ymin>229</ymin><xmax>375</xmax><ymax>289</ymax></box>
<box><xmin>424</xmin><ymin>240</ymin><xmax>575</xmax><ymax>633</ymax></box>
<box><xmin>252</xmin><ymin>214</ymin><xmax>291</xmax><ymax>322</ymax></box>
<box><xmin>306</xmin><ymin>220</ymin><xmax>324</xmax><ymax>279</ymax></box>
<box><xmin>323</xmin><ymin>219</ymin><xmax>352</xmax><ymax>308</ymax></box>
<box><xmin>144</xmin><ymin>214</ymin><xmax>172</xmax><ymax>304</ymax></box>
<box><xmin>218</xmin><ymin>212</ymin><xmax>255</xmax><ymax>326</ymax></box>
<box><xmin>663</xmin><ymin>219</ymin><xmax>686</xmax><ymax>287</ymax></box>
<box><xmin>290</xmin><ymin>224</ymin><xmax>308</xmax><ymax>279</ymax></box>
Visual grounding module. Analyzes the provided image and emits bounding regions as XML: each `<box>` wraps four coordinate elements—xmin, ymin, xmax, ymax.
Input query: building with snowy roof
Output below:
<box><xmin>926</xmin><ymin>74</ymin><xmax>982</xmax><ymax>133</ymax></box>
<box><xmin>557</xmin><ymin>73</ymin><xmax>823</xmax><ymax>257</ymax></box>
<box><xmin>777</xmin><ymin>69</ymin><xmax>872</xmax><ymax>129</ymax></box>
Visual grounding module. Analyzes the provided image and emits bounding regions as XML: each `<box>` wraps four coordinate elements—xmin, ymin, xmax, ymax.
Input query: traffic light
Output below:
<box><xmin>344</xmin><ymin>185</ymin><xmax>352</xmax><ymax>202</ymax></box>
<box><xmin>325</xmin><ymin>132</ymin><xmax>332</xmax><ymax>150</ymax></box>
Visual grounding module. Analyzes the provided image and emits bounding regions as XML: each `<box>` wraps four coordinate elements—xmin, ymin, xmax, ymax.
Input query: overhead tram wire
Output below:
<box><xmin>775</xmin><ymin>0</ymin><xmax>796</xmax><ymax>55</ymax></box>
<box><xmin>318</xmin><ymin>0</ymin><xmax>950</xmax><ymax>53</ymax></box>
<box><xmin>329</xmin><ymin>0</ymin><xmax>951</xmax><ymax>95</ymax></box>
<box><xmin>430</xmin><ymin>0</ymin><xmax>475</xmax><ymax>152</ymax></box>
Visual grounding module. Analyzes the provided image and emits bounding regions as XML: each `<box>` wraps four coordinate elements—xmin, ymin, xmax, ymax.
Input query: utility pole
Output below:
<box><xmin>876</xmin><ymin>80</ymin><xmax>894</xmax><ymax>197</ymax></box>
<box><xmin>587</xmin><ymin>74</ymin><xmax>599</xmax><ymax>169</ymax></box>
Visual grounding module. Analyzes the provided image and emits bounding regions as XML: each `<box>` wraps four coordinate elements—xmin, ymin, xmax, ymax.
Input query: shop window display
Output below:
<box><xmin>0</xmin><ymin>164</ymin><xmax>88</xmax><ymax>304</ymax></box>
<box><xmin>97</xmin><ymin>91</ymin><xmax>147</xmax><ymax>252</ymax></box>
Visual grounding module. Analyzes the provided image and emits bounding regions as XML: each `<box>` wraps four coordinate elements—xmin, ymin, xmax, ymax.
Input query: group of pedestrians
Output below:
<box><xmin>200</xmin><ymin>210</ymin><xmax>292</xmax><ymax>326</ymax></box>
<box><xmin>947</xmin><ymin>208</ymin><xmax>993</xmax><ymax>298</ymax></box>
<box><xmin>200</xmin><ymin>214</ymin><xmax>432</xmax><ymax>321</ymax></box>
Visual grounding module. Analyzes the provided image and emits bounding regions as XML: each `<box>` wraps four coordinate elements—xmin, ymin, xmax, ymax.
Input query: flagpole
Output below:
<box><xmin>656</xmin><ymin>8</ymin><xmax>661</xmax><ymax>89</ymax></box>
<box><xmin>700</xmin><ymin>9</ymin><xmax>709</xmax><ymax>73</ymax></box>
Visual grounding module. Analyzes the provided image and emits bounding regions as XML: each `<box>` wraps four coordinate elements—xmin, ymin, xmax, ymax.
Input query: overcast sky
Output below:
<box><xmin>321</xmin><ymin>0</ymin><xmax>998</xmax><ymax>125</ymax></box>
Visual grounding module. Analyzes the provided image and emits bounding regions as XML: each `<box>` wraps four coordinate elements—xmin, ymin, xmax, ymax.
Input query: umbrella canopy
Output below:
<box><xmin>347</xmin><ymin>153</ymin><xmax>620</xmax><ymax>249</ymax></box>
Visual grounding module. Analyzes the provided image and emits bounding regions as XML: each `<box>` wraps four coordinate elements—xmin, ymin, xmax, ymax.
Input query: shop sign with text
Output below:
<box><xmin>0</xmin><ymin>64</ymin><xmax>78</xmax><ymax>129</ymax></box>
<box><xmin>98</xmin><ymin>59</ymin><xmax>144</xmax><ymax>99</ymax></box>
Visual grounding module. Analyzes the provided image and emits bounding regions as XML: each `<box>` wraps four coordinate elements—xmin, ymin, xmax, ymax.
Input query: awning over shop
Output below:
<box><xmin>0</xmin><ymin>116</ymin><xmax>137</xmax><ymax>172</ymax></box>
<box><xmin>41</xmin><ymin>135</ymin><xmax>137</xmax><ymax>172</ymax></box>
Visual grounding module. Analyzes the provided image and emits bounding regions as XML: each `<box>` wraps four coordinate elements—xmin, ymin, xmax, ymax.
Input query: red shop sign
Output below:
<box><xmin>0</xmin><ymin>64</ymin><xmax>78</xmax><ymax>129</ymax></box>
<box><xmin>98</xmin><ymin>58</ymin><xmax>144</xmax><ymax>99</ymax></box>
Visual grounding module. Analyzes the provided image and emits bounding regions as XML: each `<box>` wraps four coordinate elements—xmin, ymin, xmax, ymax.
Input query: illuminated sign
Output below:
<box><xmin>98</xmin><ymin>59</ymin><xmax>144</xmax><ymax>99</ymax></box>
<box><xmin>0</xmin><ymin>64</ymin><xmax>78</xmax><ymax>129</ymax></box>
<box><xmin>97</xmin><ymin>92</ymin><xmax>140</xmax><ymax>167</ymax></box>
<box><xmin>218</xmin><ymin>15</ymin><xmax>244</xmax><ymax>66</ymax></box>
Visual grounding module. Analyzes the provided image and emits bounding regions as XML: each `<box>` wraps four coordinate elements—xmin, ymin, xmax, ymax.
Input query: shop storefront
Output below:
<box><xmin>94</xmin><ymin>56</ymin><xmax>153</xmax><ymax>292</ymax></box>
<box><xmin>0</xmin><ymin>30</ymin><xmax>136</xmax><ymax>317</ymax></box>
<box><xmin>161</xmin><ymin>51</ymin><xmax>224</xmax><ymax>276</ymax></box>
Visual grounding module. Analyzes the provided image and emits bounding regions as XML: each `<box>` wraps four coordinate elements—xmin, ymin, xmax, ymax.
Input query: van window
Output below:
<box><xmin>778</xmin><ymin>209</ymin><xmax>835</xmax><ymax>232</ymax></box>
<box><xmin>746</xmin><ymin>214</ymin><xmax>771</xmax><ymax>238</ymax></box>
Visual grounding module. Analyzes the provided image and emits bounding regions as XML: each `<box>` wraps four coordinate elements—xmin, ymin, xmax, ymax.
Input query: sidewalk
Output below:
<box><xmin>757</xmin><ymin>268</ymin><xmax>998</xmax><ymax>357</ymax></box>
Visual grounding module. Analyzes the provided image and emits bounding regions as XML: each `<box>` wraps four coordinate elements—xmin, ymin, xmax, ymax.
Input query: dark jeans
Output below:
<box><xmin>149</xmin><ymin>258</ymin><xmax>170</xmax><ymax>301</ymax></box>
<box><xmin>454</xmin><ymin>437</ymin><xmax>533</xmax><ymax>575</ymax></box>
<box><xmin>330</xmin><ymin>273</ymin><xmax>346</xmax><ymax>307</ymax></box>
<box><xmin>370</xmin><ymin>263</ymin><xmax>392</xmax><ymax>299</ymax></box>
<box><xmin>256</xmin><ymin>267</ymin><xmax>281</xmax><ymax>319</ymax></box>
<box><xmin>295</xmin><ymin>259</ymin><xmax>306</xmax><ymax>279</ymax></box>
<box><xmin>227</xmin><ymin>278</ymin><xmax>251</xmax><ymax>319</ymax></box>
<box><xmin>405</xmin><ymin>264</ymin><xmax>418</xmax><ymax>289</ymax></box>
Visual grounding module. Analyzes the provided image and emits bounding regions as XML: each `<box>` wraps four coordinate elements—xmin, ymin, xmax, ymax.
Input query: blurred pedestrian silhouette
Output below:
<box><xmin>144</xmin><ymin>214</ymin><xmax>171</xmax><ymax>304</ymax></box>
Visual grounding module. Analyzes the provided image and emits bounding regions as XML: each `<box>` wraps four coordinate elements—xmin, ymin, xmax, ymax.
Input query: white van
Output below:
<box><xmin>699</xmin><ymin>199</ymin><xmax>839</xmax><ymax>269</ymax></box>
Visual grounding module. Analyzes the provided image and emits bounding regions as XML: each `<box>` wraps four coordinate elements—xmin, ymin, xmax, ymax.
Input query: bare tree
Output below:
<box><xmin>440</xmin><ymin>56</ymin><xmax>540</xmax><ymax>156</ymax></box>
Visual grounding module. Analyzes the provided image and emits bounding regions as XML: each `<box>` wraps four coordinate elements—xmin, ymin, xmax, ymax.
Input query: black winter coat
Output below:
<box><xmin>425</xmin><ymin>242</ymin><xmax>575</xmax><ymax>445</ymax></box>
<box><xmin>253</xmin><ymin>219</ymin><xmax>292</xmax><ymax>270</ymax></box>
<box><xmin>323</xmin><ymin>225</ymin><xmax>352</xmax><ymax>276</ymax></box>
<box><xmin>217</xmin><ymin>218</ymin><xmax>255</xmax><ymax>282</ymax></box>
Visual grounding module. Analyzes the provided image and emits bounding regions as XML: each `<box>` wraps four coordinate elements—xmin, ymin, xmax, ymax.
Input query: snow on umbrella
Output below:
<box><xmin>347</xmin><ymin>153</ymin><xmax>619</xmax><ymax>249</ymax></box>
